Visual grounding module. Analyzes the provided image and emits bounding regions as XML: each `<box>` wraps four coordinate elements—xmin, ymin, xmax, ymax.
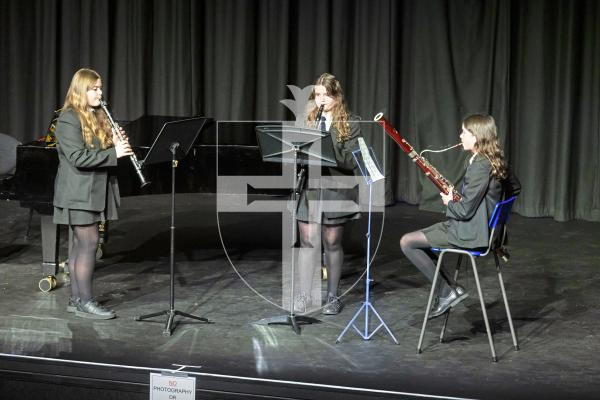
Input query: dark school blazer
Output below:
<box><xmin>53</xmin><ymin>109</ymin><xmax>120</xmax><ymax>212</ymax></box>
<box><xmin>445</xmin><ymin>154</ymin><xmax>502</xmax><ymax>249</ymax></box>
<box><xmin>305</xmin><ymin>114</ymin><xmax>362</xmax><ymax>219</ymax></box>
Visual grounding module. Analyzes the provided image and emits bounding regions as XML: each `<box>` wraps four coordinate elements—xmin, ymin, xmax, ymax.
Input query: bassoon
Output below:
<box><xmin>374</xmin><ymin>113</ymin><xmax>462</xmax><ymax>202</ymax></box>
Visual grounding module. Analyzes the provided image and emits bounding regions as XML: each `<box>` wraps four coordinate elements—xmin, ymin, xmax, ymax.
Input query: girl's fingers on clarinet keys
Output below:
<box><xmin>116</xmin><ymin>141</ymin><xmax>133</xmax><ymax>158</ymax></box>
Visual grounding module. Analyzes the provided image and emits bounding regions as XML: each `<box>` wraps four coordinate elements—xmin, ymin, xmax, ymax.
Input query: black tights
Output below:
<box><xmin>68</xmin><ymin>224</ymin><xmax>99</xmax><ymax>304</ymax></box>
<box><xmin>297</xmin><ymin>221</ymin><xmax>344</xmax><ymax>298</ymax></box>
<box><xmin>399</xmin><ymin>230</ymin><xmax>456</xmax><ymax>298</ymax></box>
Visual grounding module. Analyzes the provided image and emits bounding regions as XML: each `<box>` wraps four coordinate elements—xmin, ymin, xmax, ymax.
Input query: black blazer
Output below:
<box><xmin>445</xmin><ymin>154</ymin><xmax>502</xmax><ymax>248</ymax></box>
<box><xmin>304</xmin><ymin>114</ymin><xmax>362</xmax><ymax>219</ymax></box>
<box><xmin>53</xmin><ymin>109</ymin><xmax>120</xmax><ymax>212</ymax></box>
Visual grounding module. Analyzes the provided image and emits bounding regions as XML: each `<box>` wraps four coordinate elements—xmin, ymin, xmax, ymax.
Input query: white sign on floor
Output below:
<box><xmin>150</xmin><ymin>372</ymin><xmax>196</xmax><ymax>400</ymax></box>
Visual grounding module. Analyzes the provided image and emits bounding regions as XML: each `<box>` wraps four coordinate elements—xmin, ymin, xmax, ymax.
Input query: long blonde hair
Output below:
<box><xmin>463</xmin><ymin>114</ymin><xmax>507</xmax><ymax>179</ymax></box>
<box><xmin>62</xmin><ymin>68</ymin><xmax>113</xmax><ymax>149</ymax></box>
<box><xmin>307</xmin><ymin>73</ymin><xmax>351</xmax><ymax>142</ymax></box>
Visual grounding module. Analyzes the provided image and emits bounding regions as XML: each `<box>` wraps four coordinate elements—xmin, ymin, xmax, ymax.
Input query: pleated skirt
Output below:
<box><xmin>294</xmin><ymin>188</ymin><xmax>361</xmax><ymax>225</ymax></box>
<box><xmin>421</xmin><ymin>221</ymin><xmax>452</xmax><ymax>248</ymax></box>
<box><xmin>53</xmin><ymin>182</ymin><xmax>119</xmax><ymax>226</ymax></box>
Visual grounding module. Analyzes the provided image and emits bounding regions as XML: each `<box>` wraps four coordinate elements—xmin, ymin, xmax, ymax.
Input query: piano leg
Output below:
<box><xmin>40</xmin><ymin>215</ymin><xmax>60</xmax><ymax>277</ymax></box>
<box><xmin>25</xmin><ymin>208</ymin><xmax>34</xmax><ymax>240</ymax></box>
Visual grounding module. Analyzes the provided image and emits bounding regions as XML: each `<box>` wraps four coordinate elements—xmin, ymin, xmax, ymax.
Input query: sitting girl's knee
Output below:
<box><xmin>399</xmin><ymin>234</ymin><xmax>409</xmax><ymax>250</ymax></box>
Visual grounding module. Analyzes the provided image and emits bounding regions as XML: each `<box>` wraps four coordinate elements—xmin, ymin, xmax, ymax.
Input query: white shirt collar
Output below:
<box><xmin>321</xmin><ymin>112</ymin><xmax>333</xmax><ymax>131</ymax></box>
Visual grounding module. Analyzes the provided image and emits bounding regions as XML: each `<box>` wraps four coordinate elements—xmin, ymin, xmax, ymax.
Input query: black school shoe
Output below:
<box><xmin>322</xmin><ymin>295</ymin><xmax>343</xmax><ymax>315</ymax></box>
<box><xmin>429</xmin><ymin>286</ymin><xmax>468</xmax><ymax>319</ymax></box>
<box><xmin>67</xmin><ymin>297</ymin><xmax>80</xmax><ymax>313</ymax></box>
<box><xmin>75</xmin><ymin>300</ymin><xmax>116</xmax><ymax>320</ymax></box>
<box><xmin>294</xmin><ymin>294</ymin><xmax>311</xmax><ymax>314</ymax></box>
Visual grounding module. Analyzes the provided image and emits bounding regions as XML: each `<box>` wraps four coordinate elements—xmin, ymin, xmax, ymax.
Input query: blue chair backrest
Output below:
<box><xmin>488</xmin><ymin>195</ymin><xmax>517</xmax><ymax>230</ymax></box>
<box><xmin>431</xmin><ymin>196</ymin><xmax>517</xmax><ymax>255</ymax></box>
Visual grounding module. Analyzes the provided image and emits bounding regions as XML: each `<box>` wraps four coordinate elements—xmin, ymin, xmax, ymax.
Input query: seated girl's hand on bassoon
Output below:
<box><xmin>441</xmin><ymin>186</ymin><xmax>454</xmax><ymax>205</ymax></box>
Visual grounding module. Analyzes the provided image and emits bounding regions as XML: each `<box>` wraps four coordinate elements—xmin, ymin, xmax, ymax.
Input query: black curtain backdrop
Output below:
<box><xmin>1</xmin><ymin>0</ymin><xmax>598</xmax><ymax>221</ymax></box>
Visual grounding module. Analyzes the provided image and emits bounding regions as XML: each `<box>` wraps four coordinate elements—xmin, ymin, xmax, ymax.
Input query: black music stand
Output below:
<box><xmin>134</xmin><ymin>117</ymin><xmax>210</xmax><ymax>336</ymax></box>
<box><xmin>254</xmin><ymin>125</ymin><xmax>337</xmax><ymax>334</ymax></box>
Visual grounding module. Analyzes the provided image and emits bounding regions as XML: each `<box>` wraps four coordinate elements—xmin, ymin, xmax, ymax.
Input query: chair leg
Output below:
<box><xmin>470</xmin><ymin>255</ymin><xmax>498</xmax><ymax>362</ymax></box>
<box><xmin>495</xmin><ymin>254</ymin><xmax>519</xmax><ymax>351</ymax></box>
<box><xmin>439</xmin><ymin>310</ymin><xmax>451</xmax><ymax>343</ymax></box>
<box><xmin>440</xmin><ymin>254</ymin><xmax>463</xmax><ymax>342</ymax></box>
<box><xmin>454</xmin><ymin>255</ymin><xmax>464</xmax><ymax>281</ymax></box>
<box><xmin>417</xmin><ymin>254</ymin><xmax>445</xmax><ymax>354</ymax></box>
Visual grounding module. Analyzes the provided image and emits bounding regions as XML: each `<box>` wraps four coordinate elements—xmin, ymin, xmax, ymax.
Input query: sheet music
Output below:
<box><xmin>357</xmin><ymin>137</ymin><xmax>384</xmax><ymax>182</ymax></box>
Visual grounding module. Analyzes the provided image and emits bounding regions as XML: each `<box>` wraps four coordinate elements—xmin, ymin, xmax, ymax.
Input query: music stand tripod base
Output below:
<box><xmin>135</xmin><ymin>309</ymin><xmax>209</xmax><ymax>337</ymax></box>
<box><xmin>254</xmin><ymin>314</ymin><xmax>321</xmax><ymax>335</ymax></box>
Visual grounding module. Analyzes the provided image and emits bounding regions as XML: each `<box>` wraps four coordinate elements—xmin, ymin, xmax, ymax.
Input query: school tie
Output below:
<box><xmin>319</xmin><ymin>116</ymin><xmax>326</xmax><ymax>131</ymax></box>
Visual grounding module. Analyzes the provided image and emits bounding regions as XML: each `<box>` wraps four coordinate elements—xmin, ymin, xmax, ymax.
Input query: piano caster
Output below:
<box><xmin>38</xmin><ymin>275</ymin><xmax>57</xmax><ymax>292</ymax></box>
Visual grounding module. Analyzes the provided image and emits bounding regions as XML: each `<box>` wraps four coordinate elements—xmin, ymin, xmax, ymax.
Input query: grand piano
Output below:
<box><xmin>9</xmin><ymin>115</ymin><xmax>281</xmax><ymax>290</ymax></box>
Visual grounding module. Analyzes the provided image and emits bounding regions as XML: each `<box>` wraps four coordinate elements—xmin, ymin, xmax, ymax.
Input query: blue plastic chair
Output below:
<box><xmin>417</xmin><ymin>196</ymin><xmax>519</xmax><ymax>362</ymax></box>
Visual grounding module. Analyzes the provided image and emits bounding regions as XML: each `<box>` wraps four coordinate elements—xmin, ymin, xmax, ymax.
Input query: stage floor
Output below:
<box><xmin>1</xmin><ymin>193</ymin><xmax>599</xmax><ymax>399</ymax></box>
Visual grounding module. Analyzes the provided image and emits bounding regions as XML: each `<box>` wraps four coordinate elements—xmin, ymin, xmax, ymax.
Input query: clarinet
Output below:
<box><xmin>374</xmin><ymin>113</ymin><xmax>462</xmax><ymax>202</ymax></box>
<box><xmin>100</xmin><ymin>100</ymin><xmax>150</xmax><ymax>188</ymax></box>
<box><xmin>315</xmin><ymin>104</ymin><xmax>324</xmax><ymax>129</ymax></box>
<box><xmin>296</xmin><ymin>105</ymin><xmax>325</xmax><ymax>193</ymax></box>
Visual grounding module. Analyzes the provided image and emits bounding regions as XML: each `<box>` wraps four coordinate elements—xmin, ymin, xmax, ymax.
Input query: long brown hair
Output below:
<box><xmin>307</xmin><ymin>73</ymin><xmax>351</xmax><ymax>142</ymax></box>
<box><xmin>463</xmin><ymin>114</ymin><xmax>507</xmax><ymax>179</ymax></box>
<box><xmin>62</xmin><ymin>68</ymin><xmax>113</xmax><ymax>149</ymax></box>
